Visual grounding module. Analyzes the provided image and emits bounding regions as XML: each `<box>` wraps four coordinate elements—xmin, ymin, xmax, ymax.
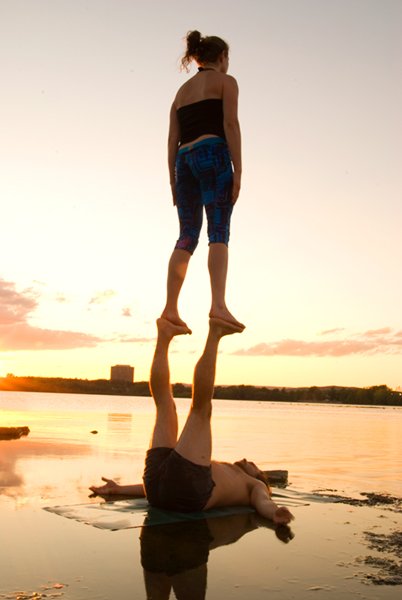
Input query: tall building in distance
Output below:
<box><xmin>110</xmin><ymin>364</ymin><xmax>134</xmax><ymax>383</ymax></box>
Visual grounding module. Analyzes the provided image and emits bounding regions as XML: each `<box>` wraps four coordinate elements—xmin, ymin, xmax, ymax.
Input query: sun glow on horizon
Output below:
<box><xmin>1</xmin><ymin>0</ymin><xmax>401</xmax><ymax>389</ymax></box>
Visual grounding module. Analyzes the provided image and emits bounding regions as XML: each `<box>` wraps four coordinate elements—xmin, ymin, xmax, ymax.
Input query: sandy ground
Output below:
<box><xmin>0</xmin><ymin>487</ymin><xmax>401</xmax><ymax>600</ymax></box>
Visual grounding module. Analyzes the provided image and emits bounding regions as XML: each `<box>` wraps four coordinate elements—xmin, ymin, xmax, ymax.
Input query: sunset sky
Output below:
<box><xmin>1</xmin><ymin>0</ymin><xmax>401</xmax><ymax>389</ymax></box>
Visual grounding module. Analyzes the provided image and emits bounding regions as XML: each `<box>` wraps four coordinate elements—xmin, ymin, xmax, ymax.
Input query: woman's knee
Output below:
<box><xmin>175</xmin><ymin>235</ymin><xmax>199</xmax><ymax>254</ymax></box>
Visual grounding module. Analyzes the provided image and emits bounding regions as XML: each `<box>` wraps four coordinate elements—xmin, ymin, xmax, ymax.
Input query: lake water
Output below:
<box><xmin>1</xmin><ymin>392</ymin><xmax>401</xmax><ymax>599</ymax></box>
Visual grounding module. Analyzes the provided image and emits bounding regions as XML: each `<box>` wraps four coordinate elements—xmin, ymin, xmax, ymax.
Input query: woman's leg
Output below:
<box><xmin>161</xmin><ymin>248</ymin><xmax>192</xmax><ymax>331</ymax></box>
<box><xmin>161</xmin><ymin>150</ymin><xmax>202</xmax><ymax>332</ymax></box>
<box><xmin>201</xmin><ymin>142</ymin><xmax>245</xmax><ymax>329</ymax></box>
<box><xmin>208</xmin><ymin>243</ymin><xmax>245</xmax><ymax>329</ymax></box>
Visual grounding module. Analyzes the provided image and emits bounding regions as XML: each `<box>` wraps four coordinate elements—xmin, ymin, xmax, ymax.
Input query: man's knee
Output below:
<box><xmin>191</xmin><ymin>403</ymin><xmax>212</xmax><ymax>420</ymax></box>
<box><xmin>156</xmin><ymin>402</ymin><xmax>177</xmax><ymax>417</ymax></box>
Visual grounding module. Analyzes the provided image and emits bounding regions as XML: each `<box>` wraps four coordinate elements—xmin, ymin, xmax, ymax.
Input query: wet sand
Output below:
<box><xmin>1</xmin><ymin>487</ymin><xmax>401</xmax><ymax>599</ymax></box>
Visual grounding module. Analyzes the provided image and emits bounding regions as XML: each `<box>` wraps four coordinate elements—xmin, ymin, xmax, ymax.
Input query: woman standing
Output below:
<box><xmin>161</xmin><ymin>30</ymin><xmax>244</xmax><ymax>333</ymax></box>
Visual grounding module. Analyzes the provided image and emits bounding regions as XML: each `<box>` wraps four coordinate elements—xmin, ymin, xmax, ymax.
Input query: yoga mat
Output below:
<box><xmin>44</xmin><ymin>499</ymin><xmax>253</xmax><ymax>530</ymax></box>
<box><xmin>44</xmin><ymin>492</ymin><xmax>309</xmax><ymax>531</ymax></box>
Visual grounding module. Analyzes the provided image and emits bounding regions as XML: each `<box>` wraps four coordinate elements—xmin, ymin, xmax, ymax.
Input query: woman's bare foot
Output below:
<box><xmin>157</xmin><ymin>317</ymin><xmax>191</xmax><ymax>338</ymax></box>
<box><xmin>160</xmin><ymin>310</ymin><xmax>192</xmax><ymax>333</ymax></box>
<box><xmin>209</xmin><ymin>317</ymin><xmax>244</xmax><ymax>337</ymax></box>
<box><xmin>209</xmin><ymin>308</ymin><xmax>245</xmax><ymax>330</ymax></box>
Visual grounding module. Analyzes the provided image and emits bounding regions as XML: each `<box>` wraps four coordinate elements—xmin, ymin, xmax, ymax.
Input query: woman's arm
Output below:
<box><xmin>168</xmin><ymin>101</ymin><xmax>180</xmax><ymax>205</ymax></box>
<box><xmin>222</xmin><ymin>75</ymin><xmax>242</xmax><ymax>203</ymax></box>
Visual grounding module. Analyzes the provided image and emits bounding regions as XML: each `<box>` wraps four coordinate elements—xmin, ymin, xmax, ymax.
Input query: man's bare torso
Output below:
<box><xmin>204</xmin><ymin>461</ymin><xmax>258</xmax><ymax>509</ymax></box>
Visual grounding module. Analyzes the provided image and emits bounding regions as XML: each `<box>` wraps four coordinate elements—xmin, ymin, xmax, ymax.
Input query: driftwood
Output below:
<box><xmin>262</xmin><ymin>470</ymin><xmax>288</xmax><ymax>487</ymax></box>
<box><xmin>0</xmin><ymin>426</ymin><xmax>30</xmax><ymax>440</ymax></box>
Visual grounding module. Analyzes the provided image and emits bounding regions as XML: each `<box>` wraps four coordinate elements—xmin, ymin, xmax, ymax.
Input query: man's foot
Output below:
<box><xmin>160</xmin><ymin>310</ymin><xmax>192</xmax><ymax>333</ymax></box>
<box><xmin>209</xmin><ymin>317</ymin><xmax>244</xmax><ymax>337</ymax></box>
<box><xmin>157</xmin><ymin>317</ymin><xmax>191</xmax><ymax>338</ymax></box>
<box><xmin>209</xmin><ymin>308</ymin><xmax>245</xmax><ymax>330</ymax></box>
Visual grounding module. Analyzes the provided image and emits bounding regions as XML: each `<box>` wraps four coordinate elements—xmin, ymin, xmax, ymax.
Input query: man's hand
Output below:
<box><xmin>272</xmin><ymin>506</ymin><xmax>294</xmax><ymax>526</ymax></box>
<box><xmin>89</xmin><ymin>477</ymin><xmax>120</xmax><ymax>497</ymax></box>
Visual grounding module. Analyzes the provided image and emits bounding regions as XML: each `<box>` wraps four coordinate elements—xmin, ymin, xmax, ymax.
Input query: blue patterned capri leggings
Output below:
<box><xmin>174</xmin><ymin>137</ymin><xmax>234</xmax><ymax>255</ymax></box>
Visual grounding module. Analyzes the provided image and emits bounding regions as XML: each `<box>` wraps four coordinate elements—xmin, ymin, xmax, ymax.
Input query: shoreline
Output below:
<box><xmin>1</xmin><ymin>377</ymin><xmax>401</xmax><ymax>406</ymax></box>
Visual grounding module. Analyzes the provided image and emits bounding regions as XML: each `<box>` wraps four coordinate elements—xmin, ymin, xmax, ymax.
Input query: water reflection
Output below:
<box><xmin>0</xmin><ymin>448</ymin><xmax>23</xmax><ymax>488</ymax></box>
<box><xmin>140</xmin><ymin>513</ymin><xmax>294</xmax><ymax>599</ymax></box>
<box><xmin>107</xmin><ymin>413</ymin><xmax>133</xmax><ymax>433</ymax></box>
<box><xmin>0</xmin><ymin>438</ymin><xmax>91</xmax><ymax>500</ymax></box>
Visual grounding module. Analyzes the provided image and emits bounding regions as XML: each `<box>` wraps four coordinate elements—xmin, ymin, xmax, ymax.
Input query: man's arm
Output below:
<box><xmin>89</xmin><ymin>477</ymin><xmax>145</xmax><ymax>498</ymax></box>
<box><xmin>250</xmin><ymin>480</ymin><xmax>294</xmax><ymax>525</ymax></box>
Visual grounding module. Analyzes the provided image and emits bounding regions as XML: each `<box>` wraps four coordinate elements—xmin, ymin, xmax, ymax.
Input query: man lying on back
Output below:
<box><xmin>90</xmin><ymin>318</ymin><xmax>294</xmax><ymax>525</ymax></box>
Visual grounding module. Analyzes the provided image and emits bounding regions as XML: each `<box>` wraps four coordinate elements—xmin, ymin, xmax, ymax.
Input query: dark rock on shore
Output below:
<box><xmin>312</xmin><ymin>490</ymin><xmax>402</xmax><ymax>512</ymax></box>
<box><xmin>0</xmin><ymin>426</ymin><xmax>30</xmax><ymax>440</ymax></box>
<box><xmin>361</xmin><ymin>531</ymin><xmax>402</xmax><ymax>585</ymax></box>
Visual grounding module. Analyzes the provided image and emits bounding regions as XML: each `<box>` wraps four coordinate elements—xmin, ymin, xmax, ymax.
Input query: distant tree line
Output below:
<box><xmin>0</xmin><ymin>376</ymin><xmax>401</xmax><ymax>406</ymax></box>
<box><xmin>0</xmin><ymin>375</ymin><xmax>149</xmax><ymax>397</ymax></box>
<box><xmin>212</xmin><ymin>384</ymin><xmax>402</xmax><ymax>406</ymax></box>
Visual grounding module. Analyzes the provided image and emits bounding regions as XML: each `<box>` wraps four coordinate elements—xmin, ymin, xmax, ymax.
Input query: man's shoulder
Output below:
<box><xmin>211</xmin><ymin>459</ymin><xmax>236</xmax><ymax>470</ymax></box>
<box><xmin>211</xmin><ymin>461</ymin><xmax>253</xmax><ymax>482</ymax></box>
<box><xmin>211</xmin><ymin>461</ymin><xmax>266</xmax><ymax>490</ymax></box>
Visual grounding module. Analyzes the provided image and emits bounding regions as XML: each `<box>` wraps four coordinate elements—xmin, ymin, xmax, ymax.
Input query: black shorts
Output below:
<box><xmin>143</xmin><ymin>447</ymin><xmax>215</xmax><ymax>512</ymax></box>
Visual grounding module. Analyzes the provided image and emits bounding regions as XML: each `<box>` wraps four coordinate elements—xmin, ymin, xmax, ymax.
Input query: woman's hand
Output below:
<box><xmin>171</xmin><ymin>183</ymin><xmax>177</xmax><ymax>206</ymax></box>
<box><xmin>89</xmin><ymin>477</ymin><xmax>120</xmax><ymax>497</ymax></box>
<box><xmin>232</xmin><ymin>171</ymin><xmax>241</xmax><ymax>204</ymax></box>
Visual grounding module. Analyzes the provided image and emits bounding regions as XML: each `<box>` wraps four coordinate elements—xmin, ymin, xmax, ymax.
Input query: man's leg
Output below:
<box><xmin>149</xmin><ymin>318</ymin><xmax>189</xmax><ymax>449</ymax></box>
<box><xmin>174</xmin><ymin>318</ymin><xmax>243</xmax><ymax>465</ymax></box>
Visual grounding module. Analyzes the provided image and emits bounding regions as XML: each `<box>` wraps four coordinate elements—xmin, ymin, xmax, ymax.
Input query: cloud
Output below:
<box><xmin>0</xmin><ymin>280</ymin><xmax>156</xmax><ymax>351</ymax></box>
<box><xmin>0</xmin><ymin>279</ymin><xmax>101</xmax><ymax>351</ymax></box>
<box><xmin>0</xmin><ymin>323</ymin><xmax>101</xmax><ymax>350</ymax></box>
<box><xmin>363</xmin><ymin>327</ymin><xmax>392</xmax><ymax>337</ymax></box>
<box><xmin>319</xmin><ymin>328</ymin><xmax>345</xmax><ymax>336</ymax></box>
<box><xmin>0</xmin><ymin>279</ymin><xmax>37</xmax><ymax>325</ymax></box>
<box><xmin>89</xmin><ymin>289</ymin><xmax>117</xmax><ymax>305</ymax></box>
<box><xmin>115</xmin><ymin>335</ymin><xmax>155</xmax><ymax>344</ymax></box>
<box><xmin>233</xmin><ymin>328</ymin><xmax>402</xmax><ymax>358</ymax></box>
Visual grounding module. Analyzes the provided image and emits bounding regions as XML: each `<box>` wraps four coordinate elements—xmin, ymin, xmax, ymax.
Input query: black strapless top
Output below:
<box><xmin>177</xmin><ymin>98</ymin><xmax>225</xmax><ymax>145</ymax></box>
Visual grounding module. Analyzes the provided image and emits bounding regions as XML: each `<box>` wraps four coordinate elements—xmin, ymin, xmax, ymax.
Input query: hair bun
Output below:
<box><xmin>187</xmin><ymin>30</ymin><xmax>202</xmax><ymax>54</ymax></box>
<box><xmin>181</xmin><ymin>30</ymin><xmax>228</xmax><ymax>72</ymax></box>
